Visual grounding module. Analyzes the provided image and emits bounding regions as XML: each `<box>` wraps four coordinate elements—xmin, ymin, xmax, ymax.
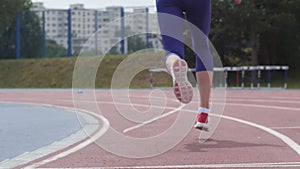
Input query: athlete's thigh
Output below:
<box><xmin>185</xmin><ymin>0</ymin><xmax>213</xmax><ymax>71</ymax></box>
<box><xmin>156</xmin><ymin>0</ymin><xmax>185</xmax><ymax>58</ymax></box>
<box><xmin>184</xmin><ymin>0</ymin><xmax>211</xmax><ymax>36</ymax></box>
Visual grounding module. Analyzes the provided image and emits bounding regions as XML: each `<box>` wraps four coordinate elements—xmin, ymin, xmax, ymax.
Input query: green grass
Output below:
<box><xmin>0</xmin><ymin>55</ymin><xmax>172</xmax><ymax>89</ymax></box>
<box><xmin>0</xmin><ymin>56</ymin><xmax>299</xmax><ymax>89</ymax></box>
<box><xmin>0</xmin><ymin>57</ymin><xmax>75</xmax><ymax>88</ymax></box>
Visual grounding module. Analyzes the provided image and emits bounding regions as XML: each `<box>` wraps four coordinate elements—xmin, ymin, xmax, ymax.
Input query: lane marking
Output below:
<box><xmin>220</xmin><ymin>114</ymin><xmax>300</xmax><ymax>156</ymax></box>
<box><xmin>35</xmin><ymin>161</ymin><xmax>300</xmax><ymax>168</ymax></box>
<box><xmin>3</xmin><ymin>96</ymin><xmax>300</xmax><ymax>112</ymax></box>
<box><xmin>227</xmin><ymin>95</ymin><xmax>300</xmax><ymax>100</ymax></box>
<box><xmin>225</xmin><ymin>102</ymin><xmax>300</xmax><ymax>112</ymax></box>
<box><xmin>0</xmin><ymin>102</ymin><xmax>100</xmax><ymax>169</ymax></box>
<box><xmin>224</xmin><ymin>98</ymin><xmax>300</xmax><ymax>104</ymax></box>
<box><xmin>16</xmin><ymin>98</ymin><xmax>298</xmax><ymax>156</ymax></box>
<box><xmin>4</xmin><ymin>98</ymin><xmax>300</xmax><ymax>157</ymax></box>
<box><xmin>271</xmin><ymin>126</ymin><xmax>300</xmax><ymax>129</ymax></box>
<box><xmin>121</xmin><ymin>102</ymin><xmax>300</xmax><ymax>156</ymax></box>
<box><xmin>23</xmin><ymin>109</ymin><xmax>110</xmax><ymax>169</ymax></box>
<box><xmin>123</xmin><ymin>104</ymin><xmax>185</xmax><ymax>133</ymax></box>
<box><xmin>1</xmin><ymin>91</ymin><xmax>299</xmax><ymax>168</ymax></box>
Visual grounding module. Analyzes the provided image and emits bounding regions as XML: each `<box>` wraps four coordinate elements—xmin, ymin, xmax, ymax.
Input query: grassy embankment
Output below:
<box><xmin>0</xmin><ymin>55</ymin><xmax>172</xmax><ymax>89</ymax></box>
<box><xmin>0</xmin><ymin>55</ymin><xmax>298</xmax><ymax>89</ymax></box>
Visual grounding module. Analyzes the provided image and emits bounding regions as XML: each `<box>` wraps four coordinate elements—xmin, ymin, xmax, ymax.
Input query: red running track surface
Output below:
<box><xmin>0</xmin><ymin>89</ymin><xmax>299</xmax><ymax>169</ymax></box>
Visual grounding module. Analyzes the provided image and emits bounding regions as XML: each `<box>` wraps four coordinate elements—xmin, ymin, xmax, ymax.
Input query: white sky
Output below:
<box><xmin>32</xmin><ymin>0</ymin><xmax>156</xmax><ymax>9</ymax></box>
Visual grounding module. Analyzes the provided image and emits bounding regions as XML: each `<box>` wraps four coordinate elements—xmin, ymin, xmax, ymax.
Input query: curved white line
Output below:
<box><xmin>122</xmin><ymin>102</ymin><xmax>300</xmax><ymax>156</ymax></box>
<box><xmin>220</xmin><ymin>114</ymin><xmax>300</xmax><ymax>156</ymax></box>
<box><xmin>24</xmin><ymin>108</ymin><xmax>110</xmax><ymax>169</ymax></box>
<box><xmin>3</xmin><ymin>98</ymin><xmax>300</xmax><ymax>156</ymax></box>
<box><xmin>0</xmin><ymin>101</ymin><xmax>109</xmax><ymax>169</ymax></box>
<box><xmin>2</xmin><ymin>91</ymin><xmax>300</xmax><ymax>168</ymax></box>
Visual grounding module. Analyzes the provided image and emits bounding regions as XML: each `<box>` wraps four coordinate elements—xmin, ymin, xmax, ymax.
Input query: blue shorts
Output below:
<box><xmin>156</xmin><ymin>0</ymin><xmax>213</xmax><ymax>72</ymax></box>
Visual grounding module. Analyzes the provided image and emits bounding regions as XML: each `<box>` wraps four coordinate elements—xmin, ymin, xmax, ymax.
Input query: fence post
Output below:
<box><xmin>42</xmin><ymin>11</ymin><xmax>46</xmax><ymax>58</ymax></box>
<box><xmin>224</xmin><ymin>67</ymin><xmax>230</xmax><ymax>88</ymax></box>
<box><xmin>257</xmin><ymin>69</ymin><xmax>261</xmax><ymax>89</ymax></box>
<box><xmin>16</xmin><ymin>11</ymin><xmax>21</xmax><ymax>59</ymax></box>
<box><xmin>120</xmin><ymin>7</ymin><xmax>125</xmax><ymax>54</ymax></box>
<box><xmin>219</xmin><ymin>71</ymin><xmax>223</xmax><ymax>88</ymax></box>
<box><xmin>282</xmin><ymin>66</ymin><xmax>289</xmax><ymax>90</ymax></box>
<box><xmin>145</xmin><ymin>7</ymin><xmax>149</xmax><ymax>49</ymax></box>
<box><xmin>95</xmin><ymin>10</ymin><xmax>99</xmax><ymax>56</ymax></box>
<box><xmin>267</xmin><ymin>69</ymin><xmax>271</xmax><ymax>88</ymax></box>
<box><xmin>251</xmin><ymin>70</ymin><xmax>255</xmax><ymax>89</ymax></box>
<box><xmin>150</xmin><ymin>70</ymin><xmax>153</xmax><ymax>89</ymax></box>
<box><xmin>67</xmin><ymin>9</ymin><xmax>72</xmax><ymax>57</ymax></box>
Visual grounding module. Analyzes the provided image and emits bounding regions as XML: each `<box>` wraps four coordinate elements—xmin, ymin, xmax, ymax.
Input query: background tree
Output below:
<box><xmin>127</xmin><ymin>35</ymin><xmax>148</xmax><ymax>53</ymax></box>
<box><xmin>0</xmin><ymin>0</ymin><xmax>31</xmax><ymax>35</ymax></box>
<box><xmin>0</xmin><ymin>0</ymin><xmax>43</xmax><ymax>59</ymax></box>
<box><xmin>46</xmin><ymin>40</ymin><xmax>68</xmax><ymax>58</ymax></box>
<box><xmin>209</xmin><ymin>0</ymin><xmax>300</xmax><ymax>74</ymax></box>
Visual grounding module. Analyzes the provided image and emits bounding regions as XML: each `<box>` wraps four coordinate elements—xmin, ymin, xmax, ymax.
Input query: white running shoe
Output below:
<box><xmin>171</xmin><ymin>59</ymin><xmax>193</xmax><ymax>104</ymax></box>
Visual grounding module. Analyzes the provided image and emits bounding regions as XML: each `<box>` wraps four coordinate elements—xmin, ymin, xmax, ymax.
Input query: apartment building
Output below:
<box><xmin>32</xmin><ymin>2</ymin><xmax>162</xmax><ymax>54</ymax></box>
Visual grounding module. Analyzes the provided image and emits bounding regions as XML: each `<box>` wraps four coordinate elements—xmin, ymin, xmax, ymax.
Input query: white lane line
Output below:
<box><xmin>224</xmin><ymin>98</ymin><xmax>300</xmax><ymax>104</ymax></box>
<box><xmin>10</xmin><ymin>96</ymin><xmax>300</xmax><ymax>111</ymax></box>
<box><xmin>121</xmin><ymin>101</ymin><xmax>300</xmax><ymax>156</ymax></box>
<box><xmin>123</xmin><ymin>104</ymin><xmax>185</xmax><ymax>133</ymax></box>
<box><xmin>226</xmin><ymin>102</ymin><xmax>300</xmax><ymax>112</ymax></box>
<box><xmin>4</xmin><ymin>96</ymin><xmax>300</xmax><ymax>111</ymax></box>
<box><xmin>36</xmin><ymin>161</ymin><xmax>300</xmax><ymax>169</ymax></box>
<box><xmin>271</xmin><ymin>126</ymin><xmax>300</xmax><ymax>129</ymax></box>
<box><xmin>67</xmin><ymin>98</ymin><xmax>300</xmax><ymax>156</ymax></box>
<box><xmin>0</xmin><ymin>101</ymin><xmax>100</xmax><ymax>169</ymax></box>
<box><xmin>227</xmin><ymin>95</ymin><xmax>300</xmax><ymax>101</ymax></box>
<box><xmin>3</xmin><ymin>93</ymin><xmax>300</xmax><ymax>167</ymax></box>
<box><xmin>221</xmin><ymin>114</ymin><xmax>300</xmax><ymax>156</ymax></box>
<box><xmin>23</xmin><ymin>109</ymin><xmax>110</xmax><ymax>169</ymax></box>
<box><xmin>4</xmin><ymin>99</ymin><xmax>300</xmax><ymax>156</ymax></box>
